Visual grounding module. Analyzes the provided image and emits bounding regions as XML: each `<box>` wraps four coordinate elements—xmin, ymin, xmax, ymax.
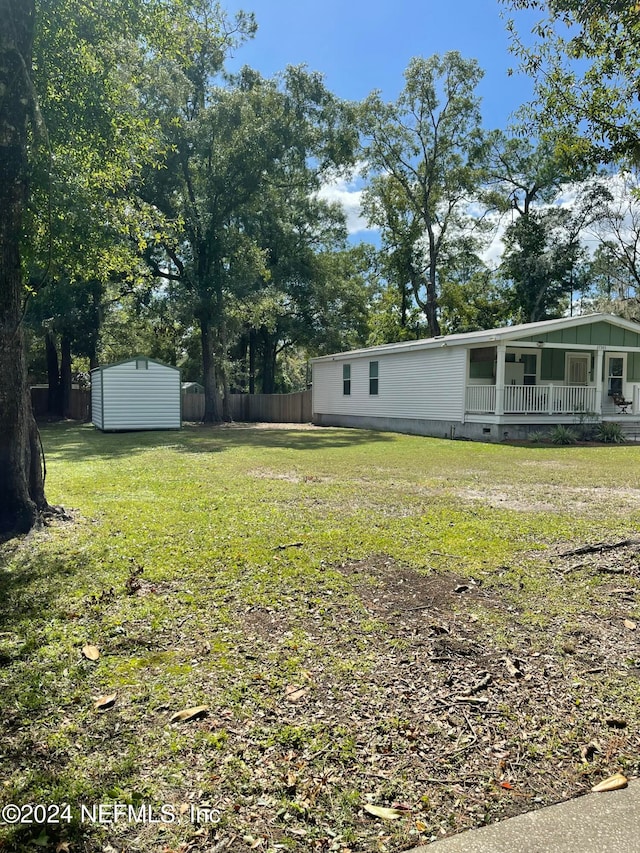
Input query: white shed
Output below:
<box><xmin>91</xmin><ymin>356</ymin><xmax>181</xmax><ymax>431</ymax></box>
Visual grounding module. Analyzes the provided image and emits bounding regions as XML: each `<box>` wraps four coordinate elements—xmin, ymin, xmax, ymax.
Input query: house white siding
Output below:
<box><xmin>92</xmin><ymin>358</ymin><xmax>181</xmax><ymax>431</ymax></box>
<box><xmin>91</xmin><ymin>370</ymin><xmax>103</xmax><ymax>429</ymax></box>
<box><xmin>313</xmin><ymin>347</ymin><xmax>466</xmax><ymax>421</ymax></box>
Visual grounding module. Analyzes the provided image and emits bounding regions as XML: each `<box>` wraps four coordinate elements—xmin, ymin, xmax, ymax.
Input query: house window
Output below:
<box><xmin>608</xmin><ymin>356</ymin><xmax>624</xmax><ymax>396</ymax></box>
<box><xmin>136</xmin><ymin>358</ymin><xmax>148</xmax><ymax>370</ymax></box>
<box><xmin>522</xmin><ymin>353</ymin><xmax>537</xmax><ymax>386</ymax></box>
<box><xmin>343</xmin><ymin>364</ymin><xmax>351</xmax><ymax>395</ymax></box>
<box><xmin>369</xmin><ymin>361</ymin><xmax>379</xmax><ymax>395</ymax></box>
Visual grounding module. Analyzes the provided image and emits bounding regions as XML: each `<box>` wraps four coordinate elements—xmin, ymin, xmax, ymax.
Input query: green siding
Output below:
<box><xmin>575</xmin><ymin>326</ymin><xmax>592</xmax><ymax>345</ymax></box>
<box><xmin>609</xmin><ymin>325</ymin><xmax>625</xmax><ymax>346</ymax></box>
<box><xmin>518</xmin><ymin>321</ymin><xmax>640</xmax><ymax>348</ymax></box>
<box><xmin>541</xmin><ymin>349</ymin><xmax>565</xmax><ymax>381</ymax></box>
<box><xmin>628</xmin><ymin>352</ymin><xmax>640</xmax><ymax>381</ymax></box>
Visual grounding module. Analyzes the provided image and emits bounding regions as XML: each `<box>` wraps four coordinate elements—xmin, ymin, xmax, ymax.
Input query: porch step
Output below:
<box><xmin>617</xmin><ymin>421</ymin><xmax>640</xmax><ymax>442</ymax></box>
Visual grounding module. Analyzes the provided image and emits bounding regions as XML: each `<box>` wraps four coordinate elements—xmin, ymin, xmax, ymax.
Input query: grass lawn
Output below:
<box><xmin>2</xmin><ymin>422</ymin><xmax>640</xmax><ymax>852</ymax></box>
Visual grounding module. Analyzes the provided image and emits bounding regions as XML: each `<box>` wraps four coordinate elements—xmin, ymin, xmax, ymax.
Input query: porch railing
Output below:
<box><xmin>466</xmin><ymin>385</ymin><xmax>496</xmax><ymax>413</ymax></box>
<box><xmin>466</xmin><ymin>384</ymin><xmax>598</xmax><ymax>415</ymax></box>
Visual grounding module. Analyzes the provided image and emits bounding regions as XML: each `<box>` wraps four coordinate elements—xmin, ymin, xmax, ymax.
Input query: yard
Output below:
<box><xmin>2</xmin><ymin>423</ymin><xmax>640</xmax><ymax>852</ymax></box>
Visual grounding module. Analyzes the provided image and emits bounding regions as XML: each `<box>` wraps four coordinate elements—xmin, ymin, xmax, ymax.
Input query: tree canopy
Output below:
<box><xmin>502</xmin><ymin>0</ymin><xmax>640</xmax><ymax>166</ymax></box>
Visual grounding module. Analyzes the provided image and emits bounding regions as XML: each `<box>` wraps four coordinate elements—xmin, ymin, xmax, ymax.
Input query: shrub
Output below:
<box><xmin>528</xmin><ymin>431</ymin><xmax>548</xmax><ymax>443</ymax></box>
<box><xmin>575</xmin><ymin>408</ymin><xmax>598</xmax><ymax>441</ymax></box>
<box><xmin>550</xmin><ymin>425</ymin><xmax>578</xmax><ymax>445</ymax></box>
<box><xmin>597</xmin><ymin>422</ymin><xmax>625</xmax><ymax>444</ymax></box>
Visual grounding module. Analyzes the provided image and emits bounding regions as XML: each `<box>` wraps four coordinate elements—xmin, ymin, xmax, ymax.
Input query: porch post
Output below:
<box><xmin>496</xmin><ymin>344</ymin><xmax>506</xmax><ymax>416</ymax></box>
<box><xmin>595</xmin><ymin>347</ymin><xmax>604</xmax><ymax>416</ymax></box>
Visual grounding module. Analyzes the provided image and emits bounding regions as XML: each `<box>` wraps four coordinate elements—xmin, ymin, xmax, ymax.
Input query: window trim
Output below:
<box><xmin>343</xmin><ymin>363</ymin><xmax>351</xmax><ymax>396</ymax></box>
<box><xmin>369</xmin><ymin>360</ymin><xmax>379</xmax><ymax>396</ymax></box>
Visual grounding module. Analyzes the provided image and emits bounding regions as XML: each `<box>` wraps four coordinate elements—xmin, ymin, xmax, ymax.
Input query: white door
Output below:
<box><xmin>566</xmin><ymin>354</ymin><xmax>589</xmax><ymax>385</ymax></box>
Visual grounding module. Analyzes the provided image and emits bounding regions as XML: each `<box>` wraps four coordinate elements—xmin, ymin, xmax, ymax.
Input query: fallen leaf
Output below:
<box><xmin>581</xmin><ymin>740</ymin><xmax>600</xmax><ymax>762</ymax></box>
<box><xmin>82</xmin><ymin>644</ymin><xmax>100</xmax><ymax>661</ymax></box>
<box><xmin>363</xmin><ymin>804</ymin><xmax>407</xmax><ymax>820</ymax></box>
<box><xmin>94</xmin><ymin>692</ymin><xmax>117</xmax><ymax>711</ymax></box>
<box><xmin>591</xmin><ymin>772</ymin><xmax>628</xmax><ymax>792</ymax></box>
<box><xmin>170</xmin><ymin>705</ymin><xmax>208</xmax><ymax>723</ymax></box>
<box><xmin>499</xmin><ymin>781</ymin><xmax>514</xmax><ymax>790</ymax></box>
<box><xmin>285</xmin><ymin>685</ymin><xmax>307</xmax><ymax>703</ymax></box>
<box><xmin>503</xmin><ymin>657</ymin><xmax>523</xmax><ymax>679</ymax></box>
<box><xmin>624</xmin><ymin>619</ymin><xmax>637</xmax><ymax>630</ymax></box>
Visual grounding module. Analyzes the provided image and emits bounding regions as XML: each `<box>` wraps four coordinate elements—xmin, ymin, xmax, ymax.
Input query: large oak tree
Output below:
<box><xmin>0</xmin><ymin>0</ymin><xmax>48</xmax><ymax>535</ymax></box>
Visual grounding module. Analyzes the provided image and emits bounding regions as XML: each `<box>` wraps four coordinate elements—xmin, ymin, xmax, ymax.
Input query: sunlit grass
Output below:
<box><xmin>1</xmin><ymin>423</ymin><xmax>640</xmax><ymax>850</ymax></box>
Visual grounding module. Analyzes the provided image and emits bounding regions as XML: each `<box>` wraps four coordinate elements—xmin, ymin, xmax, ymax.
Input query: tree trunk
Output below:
<box><xmin>260</xmin><ymin>328</ymin><xmax>277</xmax><ymax>394</ymax></box>
<box><xmin>0</xmin><ymin>0</ymin><xmax>47</xmax><ymax>536</ymax></box>
<box><xmin>45</xmin><ymin>330</ymin><xmax>61</xmax><ymax>415</ymax></box>
<box><xmin>248</xmin><ymin>327</ymin><xmax>256</xmax><ymax>395</ymax></box>
<box><xmin>426</xmin><ymin>257</ymin><xmax>441</xmax><ymax>337</ymax></box>
<box><xmin>60</xmin><ymin>335</ymin><xmax>72</xmax><ymax>418</ymax></box>
<box><xmin>200</xmin><ymin>317</ymin><xmax>222</xmax><ymax>422</ymax></box>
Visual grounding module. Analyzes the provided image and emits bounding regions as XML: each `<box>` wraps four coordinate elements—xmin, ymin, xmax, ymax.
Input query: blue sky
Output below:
<box><xmin>224</xmin><ymin>0</ymin><xmax>539</xmax><ymax>131</ymax></box>
<box><xmin>222</xmin><ymin>0</ymin><xmax>544</xmax><ymax>248</ymax></box>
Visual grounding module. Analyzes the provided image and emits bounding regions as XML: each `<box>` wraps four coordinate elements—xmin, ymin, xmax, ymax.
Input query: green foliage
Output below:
<box><xmin>137</xmin><ymin>55</ymin><xmax>360</xmax><ymax>413</ymax></box>
<box><xmin>597</xmin><ymin>421</ymin><xmax>625</xmax><ymax>444</ymax></box>
<box><xmin>550</xmin><ymin>424</ymin><xmax>578</xmax><ymax>444</ymax></box>
<box><xmin>500</xmin><ymin>208</ymin><xmax>579</xmax><ymax>322</ymax></box>
<box><xmin>503</xmin><ymin>0</ymin><xmax>640</xmax><ymax>166</ymax></box>
<box><xmin>362</xmin><ymin>52</ymin><xmax>488</xmax><ymax>336</ymax></box>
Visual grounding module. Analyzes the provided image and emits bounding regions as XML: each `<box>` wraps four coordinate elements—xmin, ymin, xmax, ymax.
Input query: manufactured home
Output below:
<box><xmin>312</xmin><ymin>313</ymin><xmax>640</xmax><ymax>442</ymax></box>
<box><xmin>91</xmin><ymin>356</ymin><xmax>181</xmax><ymax>431</ymax></box>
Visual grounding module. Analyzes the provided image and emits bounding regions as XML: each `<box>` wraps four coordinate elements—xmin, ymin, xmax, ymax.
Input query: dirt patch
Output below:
<box><xmin>337</xmin><ymin>553</ymin><xmax>494</xmax><ymax>624</ymax></box>
<box><xmin>214</xmin><ymin>421</ymin><xmax>322</xmax><ymax>430</ymax></box>
<box><xmin>248</xmin><ymin>468</ymin><xmax>330</xmax><ymax>484</ymax></box>
<box><xmin>457</xmin><ymin>484</ymin><xmax>640</xmax><ymax>514</ymax></box>
<box><xmin>227</xmin><ymin>551</ymin><xmax>640</xmax><ymax>848</ymax></box>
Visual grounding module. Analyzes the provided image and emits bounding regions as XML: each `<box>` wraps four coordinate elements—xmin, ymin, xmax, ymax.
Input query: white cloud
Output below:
<box><xmin>317</xmin><ymin>170</ymin><xmax>378</xmax><ymax>236</ymax></box>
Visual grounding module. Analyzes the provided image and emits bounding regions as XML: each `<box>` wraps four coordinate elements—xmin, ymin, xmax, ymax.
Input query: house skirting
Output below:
<box><xmin>313</xmin><ymin>413</ymin><xmax>502</xmax><ymax>441</ymax></box>
<box><xmin>313</xmin><ymin>413</ymin><xmax>640</xmax><ymax>442</ymax></box>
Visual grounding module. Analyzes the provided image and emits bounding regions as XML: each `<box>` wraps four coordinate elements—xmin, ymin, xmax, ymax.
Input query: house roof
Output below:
<box><xmin>311</xmin><ymin>313</ymin><xmax>640</xmax><ymax>362</ymax></box>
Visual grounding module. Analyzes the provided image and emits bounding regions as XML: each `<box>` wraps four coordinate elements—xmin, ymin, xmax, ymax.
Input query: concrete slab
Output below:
<box><xmin>409</xmin><ymin>780</ymin><xmax>640</xmax><ymax>852</ymax></box>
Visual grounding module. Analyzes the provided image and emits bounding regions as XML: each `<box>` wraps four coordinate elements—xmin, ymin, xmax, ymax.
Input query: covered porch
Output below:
<box><xmin>465</xmin><ymin>341</ymin><xmax>640</xmax><ymax>419</ymax></box>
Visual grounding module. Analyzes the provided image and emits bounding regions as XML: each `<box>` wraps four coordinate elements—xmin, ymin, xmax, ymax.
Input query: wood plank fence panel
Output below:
<box><xmin>227</xmin><ymin>391</ymin><xmax>311</xmax><ymax>423</ymax></box>
<box><xmin>31</xmin><ymin>387</ymin><xmax>90</xmax><ymax>420</ymax></box>
<box><xmin>31</xmin><ymin>386</ymin><xmax>311</xmax><ymax>424</ymax></box>
<box><xmin>182</xmin><ymin>393</ymin><xmax>205</xmax><ymax>421</ymax></box>
<box><xmin>183</xmin><ymin>392</ymin><xmax>312</xmax><ymax>423</ymax></box>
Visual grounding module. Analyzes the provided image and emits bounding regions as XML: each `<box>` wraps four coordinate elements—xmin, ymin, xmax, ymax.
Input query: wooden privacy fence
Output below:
<box><xmin>182</xmin><ymin>390</ymin><xmax>312</xmax><ymax>423</ymax></box>
<box><xmin>31</xmin><ymin>386</ymin><xmax>312</xmax><ymax>424</ymax></box>
<box><xmin>31</xmin><ymin>387</ymin><xmax>90</xmax><ymax>421</ymax></box>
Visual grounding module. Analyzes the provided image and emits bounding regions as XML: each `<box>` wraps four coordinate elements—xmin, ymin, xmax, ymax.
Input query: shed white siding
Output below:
<box><xmin>91</xmin><ymin>370</ymin><xmax>103</xmax><ymax>429</ymax></box>
<box><xmin>313</xmin><ymin>347</ymin><xmax>466</xmax><ymax>421</ymax></box>
<box><xmin>92</xmin><ymin>358</ymin><xmax>181</xmax><ymax>431</ymax></box>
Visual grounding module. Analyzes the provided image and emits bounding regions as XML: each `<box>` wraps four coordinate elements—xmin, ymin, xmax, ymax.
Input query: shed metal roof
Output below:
<box><xmin>90</xmin><ymin>355</ymin><xmax>180</xmax><ymax>374</ymax></box>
